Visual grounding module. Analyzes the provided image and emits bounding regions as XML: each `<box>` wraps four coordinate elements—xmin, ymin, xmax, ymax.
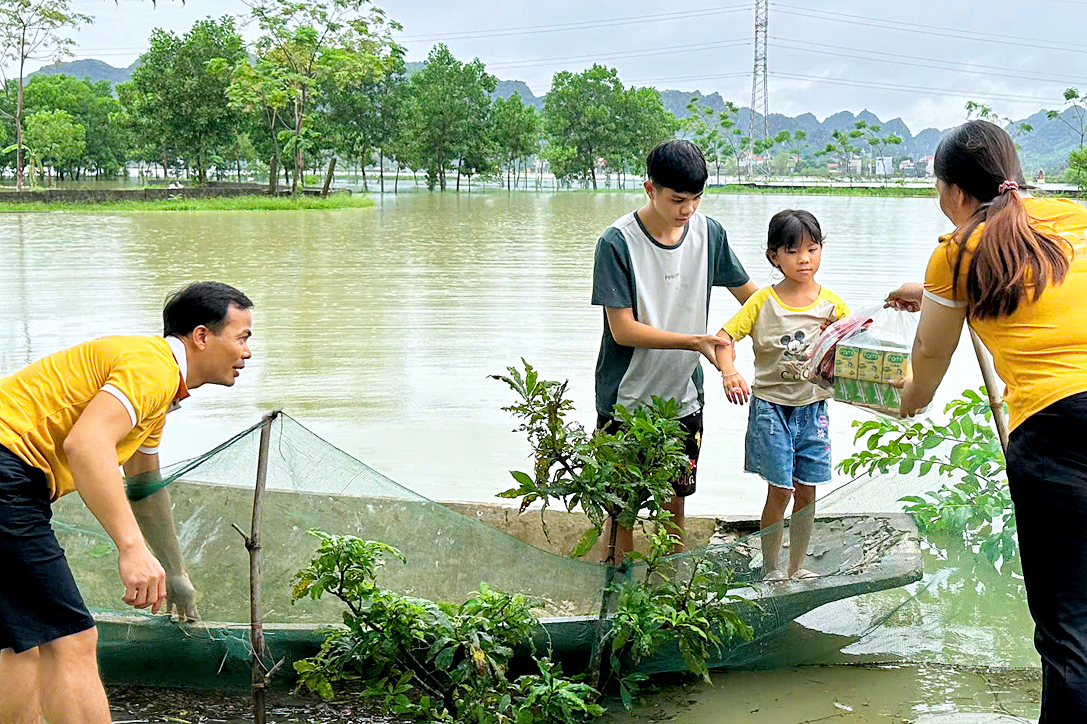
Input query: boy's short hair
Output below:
<box><xmin>646</xmin><ymin>140</ymin><xmax>708</xmax><ymax>195</ymax></box>
<box><xmin>163</xmin><ymin>281</ymin><xmax>253</xmax><ymax>337</ymax></box>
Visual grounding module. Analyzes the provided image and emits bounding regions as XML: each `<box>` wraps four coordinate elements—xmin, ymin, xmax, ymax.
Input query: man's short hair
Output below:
<box><xmin>163</xmin><ymin>282</ymin><xmax>253</xmax><ymax>337</ymax></box>
<box><xmin>646</xmin><ymin>139</ymin><xmax>709</xmax><ymax>195</ymax></box>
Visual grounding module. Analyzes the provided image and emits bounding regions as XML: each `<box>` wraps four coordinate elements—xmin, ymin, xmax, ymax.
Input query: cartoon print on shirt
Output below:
<box><xmin>780</xmin><ymin>330</ymin><xmax>813</xmax><ymax>382</ymax></box>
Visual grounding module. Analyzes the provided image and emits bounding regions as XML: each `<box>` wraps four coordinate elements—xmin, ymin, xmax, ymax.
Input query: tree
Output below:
<box><xmin>613</xmin><ymin>85</ymin><xmax>678</xmax><ymax>187</ymax></box>
<box><xmin>238</xmin><ymin>0</ymin><xmax>401</xmax><ymax>197</ymax></box>
<box><xmin>121</xmin><ymin>17</ymin><xmax>247</xmax><ymax>184</ymax></box>
<box><xmin>22</xmin><ymin>74</ymin><xmax>126</xmax><ymax>178</ymax></box>
<box><xmin>22</xmin><ymin>107</ymin><xmax>83</xmax><ymax>185</ymax></box>
<box><xmin>1045</xmin><ymin>89</ymin><xmax>1087</xmax><ymax>191</ymax></box>
<box><xmin>402</xmin><ymin>43</ymin><xmax>495</xmax><ymax>192</ymax></box>
<box><xmin>1045</xmin><ymin>89</ymin><xmax>1087</xmax><ymax>148</ymax></box>
<box><xmin>0</xmin><ymin>0</ymin><xmax>92</xmax><ymax>190</ymax></box>
<box><xmin>456</xmin><ymin>80</ymin><xmax>496</xmax><ymax>192</ymax></box>
<box><xmin>542</xmin><ymin>65</ymin><xmax>625</xmax><ymax>189</ymax></box>
<box><xmin>966</xmin><ymin>100</ymin><xmax>1033</xmax><ymax>145</ymax></box>
<box><xmin>773</xmin><ymin>129</ymin><xmax>808</xmax><ymax>176</ymax></box>
<box><xmin>856</xmin><ymin>121</ymin><xmax>903</xmax><ymax>183</ymax></box>
<box><xmin>491</xmin><ymin>93</ymin><xmax>539</xmax><ymax>191</ymax></box>
<box><xmin>817</xmin><ymin>125</ymin><xmax>864</xmax><ymax>186</ymax></box>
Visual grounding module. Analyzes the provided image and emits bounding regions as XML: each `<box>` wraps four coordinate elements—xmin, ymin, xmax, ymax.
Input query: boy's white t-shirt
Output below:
<box><xmin>723</xmin><ymin>286</ymin><xmax>850</xmax><ymax>407</ymax></box>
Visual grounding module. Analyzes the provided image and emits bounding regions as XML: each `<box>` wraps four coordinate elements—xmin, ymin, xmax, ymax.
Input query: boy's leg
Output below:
<box><xmin>760</xmin><ymin>484</ymin><xmax>793</xmax><ymax>578</ymax></box>
<box><xmin>0</xmin><ymin>647</ymin><xmax>41</xmax><ymax>724</ymax></box>
<box><xmin>787</xmin><ymin>482</ymin><xmax>817</xmax><ymax>577</ymax></box>
<box><xmin>664</xmin><ymin>409</ymin><xmax>703</xmax><ymax>553</ymax></box>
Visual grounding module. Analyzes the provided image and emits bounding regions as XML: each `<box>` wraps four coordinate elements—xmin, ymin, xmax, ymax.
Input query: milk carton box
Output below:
<box><xmin>856</xmin><ymin>346</ymin><xmax>885</xmax><ymax>383</ymax></box>
<box><xmin>834</xmin><ymin>345</ymin><xmax>859</xmax><ymax>379</ymax></box>
<box><xmin>882</xmin><ymin>349</ymin><xmax>910</xmax><ymax>384</ymax></box>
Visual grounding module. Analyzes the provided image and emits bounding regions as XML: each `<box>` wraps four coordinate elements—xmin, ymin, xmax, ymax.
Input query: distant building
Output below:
<box><xmin>919</xmin><ymin>155</ymin><xmax>935</xmax><ymax>176</ymax></box>
<box><xmin>848</xmin><ymin>159</ymin><xmax>862</xmax><ymax>175</ymax></box>
<box><xmin>899</xmin><ymin>159</ymin><xmax>915</xmax><ymax>172</ymax></box>
<box><xmin>875</xmin><ymin>156</ymin><xmax>894</xmax><ymax>176</ymax></box>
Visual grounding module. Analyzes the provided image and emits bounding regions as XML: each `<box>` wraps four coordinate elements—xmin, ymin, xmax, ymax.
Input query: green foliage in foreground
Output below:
<box><xmin>291</xmin><ymin>529</ymin><xmax>604</xmax><ymax>724</ymax></box>
<box><xmin>0</xmin><ymin>194</ymin><xmax>375</xmax><ymax>213</ymax></box>
<box><xmin>837</xmin><ymin>387</ymin><xmax>1016</xmax><ymax>568</ymax></box>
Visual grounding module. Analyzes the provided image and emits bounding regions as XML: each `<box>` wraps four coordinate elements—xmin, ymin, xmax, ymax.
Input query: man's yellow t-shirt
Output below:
<box><xmin>0</xmin><ymin>336</ymin><xmax>184</xmax><ymax>501</ymax></box>
<box><xmin>924</xmin><ymin>196</ymin><xmax>1087</xmax><ymax>432</ymax></box>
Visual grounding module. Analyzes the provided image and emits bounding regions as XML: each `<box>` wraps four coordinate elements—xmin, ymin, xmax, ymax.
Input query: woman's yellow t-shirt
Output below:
<box><xmin>924</xmin><ymin>196</ymin><xmax>1087</xmax><ymax>432</ymax></box>
<box><xmin>0</xmin><ymin>336</ymin><xmax>182</xmax><ymax>501</ymax></box>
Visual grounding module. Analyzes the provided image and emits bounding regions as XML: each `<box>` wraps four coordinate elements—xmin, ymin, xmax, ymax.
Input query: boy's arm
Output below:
<box><xmin>606</xmin><ymin>306</ymin><xmax>731</xmax><ymax>369</ymax></box>
<box><xmin>727</xmin><ymin>280</ymin><xmax>759</xmax><ymax>305</ymax></box>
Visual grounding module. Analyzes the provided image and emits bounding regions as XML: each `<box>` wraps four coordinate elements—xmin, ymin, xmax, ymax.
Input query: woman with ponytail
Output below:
<box><xmin>886</xmin><ymin>119</ymin><xmax>1087</xmax><ymax>722</ymax></box>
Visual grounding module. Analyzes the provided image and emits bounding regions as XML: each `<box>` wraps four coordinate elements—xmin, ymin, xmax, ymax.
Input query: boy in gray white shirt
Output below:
<box><xmin>591</xmin><ymin>139</ymin><xmax>757</xmax><ymax>561</ymax></box>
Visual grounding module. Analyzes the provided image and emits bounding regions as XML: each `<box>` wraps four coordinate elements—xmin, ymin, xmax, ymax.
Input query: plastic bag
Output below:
<box><xmin>807</xmin><ymin>305</ymin><xmax>924</xmax><ymax>416</ymax></box>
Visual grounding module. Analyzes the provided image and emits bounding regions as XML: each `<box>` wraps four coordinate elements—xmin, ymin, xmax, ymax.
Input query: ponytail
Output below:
<box><xmin>937</xmin><ymin>120</ymin><xmax>1073</xmax><ymax>319</ymax></box>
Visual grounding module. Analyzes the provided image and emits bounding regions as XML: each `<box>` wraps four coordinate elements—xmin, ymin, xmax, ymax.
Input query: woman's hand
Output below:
<box><xmin>885</xmin><ymin>282</ymin><xmax>924</xmax><ymax>312</ymax></box>
<box><xmin>722</xmin><ymin>371</ymin><xmax>750</xmax><ymax>405</ymax></box>
<box><xmin>890</xmin><ymin>377</ymin><xmax>928</xmax><ymax>418</ymax></box>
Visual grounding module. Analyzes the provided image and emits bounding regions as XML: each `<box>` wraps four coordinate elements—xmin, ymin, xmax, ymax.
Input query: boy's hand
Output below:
<box><xmin>693</xmin><ymin>334</ymin><xmax>731</xmax><ymax>370</ymax></box>
<box><xmin>722</xmin><ymin>372</ymin><xmax>750</xmax><ymax>405</ymax></box>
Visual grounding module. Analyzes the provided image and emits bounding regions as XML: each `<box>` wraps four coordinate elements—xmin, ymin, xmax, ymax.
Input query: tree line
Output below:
<box><xmin>1</xmin><ymin>0</ymin><xmax>1083</xmax><ymax>193</ymax></box>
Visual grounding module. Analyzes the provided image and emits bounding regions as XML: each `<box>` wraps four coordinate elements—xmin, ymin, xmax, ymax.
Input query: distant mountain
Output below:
<box><xmin>31</xmin><ymin>58</ymin><xmax>1081</xmax><ymax>171</ymax></box>
<box><xmin>30</xmin><ymin>58</ymin><xmax>138</xmax><ymax>86</ymax></box>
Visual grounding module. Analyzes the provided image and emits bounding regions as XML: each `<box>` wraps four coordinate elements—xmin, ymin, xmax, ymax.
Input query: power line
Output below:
<box><xmin>485</xmin><ymin>38</ymin><xmax>749</xmax><ymax>71</ymax></box>
<box><xmin>772</xmin><ymin>38</ymin><xmax>1085</xmax><ymax>88</ymax></box>
<box><xmin>626</xmin><ymin>71</ymin><xmax>751</xmax><ymax>86</ymax></box>
<box><xmin>772</xmin><ymin>72</ymin><xmax>1056</xmax><ymax>104</ymax></box>
<box><xmin>772</xmin><ymin>3</ymin><xmax>1087</xmax><ymax>53</ymax></box>
<box><xmin>398</xmin><ymin>4</ymin><xmax>750</xmax><ymax>42</ymax></box>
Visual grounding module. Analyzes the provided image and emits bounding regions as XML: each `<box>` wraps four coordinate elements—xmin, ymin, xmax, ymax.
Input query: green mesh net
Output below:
<box><xmin>52</xmin><ymin>412</ymin><xmax>1031</xmax><ymax>687</ymax></box>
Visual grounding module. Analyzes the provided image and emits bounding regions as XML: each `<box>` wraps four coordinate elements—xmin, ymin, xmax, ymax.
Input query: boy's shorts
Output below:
<box><xmin>0</xmin><ymin>445</ymin><xmax>95</xmax><ymax>654</ymax></box>
<box><xmin>596</xmin><ymin>408</ymin><xmax>703</xmax><ymax>497</ymax></box>
<box><xmin>745</xmin><ymin>397</ymin><xmax>831</xmax><ymax>490</ymax></box>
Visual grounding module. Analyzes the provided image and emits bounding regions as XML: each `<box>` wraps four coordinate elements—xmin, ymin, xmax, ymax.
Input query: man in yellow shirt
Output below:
<box><xmin>0</xmin><ymin>281</ymin><xmax>254</xmax><ymax>724</ymax></box>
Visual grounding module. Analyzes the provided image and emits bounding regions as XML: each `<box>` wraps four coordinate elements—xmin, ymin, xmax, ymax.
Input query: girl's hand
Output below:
<box><xmin>884</xmin><ymin>282</ymin><xmax>923</xmax><ymax>312</ymax></box>
<box><xmin>722</xmin><ymin>372</ymin><xmax>750</xmax><ymax>405</ymax></box>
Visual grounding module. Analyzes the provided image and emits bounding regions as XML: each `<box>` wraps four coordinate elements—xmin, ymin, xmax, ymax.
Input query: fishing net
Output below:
<box><xmin>53</xmin><ymin>406</ymin><xmax>1030</xmax><ymax>687</ymax></box>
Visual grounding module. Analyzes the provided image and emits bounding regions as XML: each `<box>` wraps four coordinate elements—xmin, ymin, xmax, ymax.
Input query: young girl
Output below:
<box><xmin>716</xmin><ymin>209</ymin><xmax>849</xmax><ymax>582</ymax></box>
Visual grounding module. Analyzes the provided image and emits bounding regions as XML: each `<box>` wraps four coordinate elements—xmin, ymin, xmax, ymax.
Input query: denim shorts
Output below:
<box><xmin>745</xmin><ymin>397</ymin><xmax>831</xmax><ymax>489</ymax></box>
<box><xmin>597</xmin><ymin>409</ymin><xmax>703</xmax><ymax>497</ymax></box>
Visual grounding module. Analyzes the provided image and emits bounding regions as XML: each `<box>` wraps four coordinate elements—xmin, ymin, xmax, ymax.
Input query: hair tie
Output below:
<box><xmin>998</xmin><ymin>179</ymin><xmax>1019</xmax><ymax>194</ymax></box>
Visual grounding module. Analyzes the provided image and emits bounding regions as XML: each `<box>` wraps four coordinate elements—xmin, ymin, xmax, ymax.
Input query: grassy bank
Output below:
<box><xmin>706</xmin><ymin>183</ymin><xmax>938</xmax><ymax>197</ymax></box>
<box><xmin>0</xmin><ymin>194</ymin><xmax>374</xmax><ymax>213</ymax></box>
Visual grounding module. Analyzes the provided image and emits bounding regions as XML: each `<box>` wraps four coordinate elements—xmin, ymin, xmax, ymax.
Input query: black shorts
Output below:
<box><xmin>0</xmin><ymin>445</ymin><xmax>95</xmax><ymax>654</ymax></box>
<box><xmin>596</xmin><ymin>408</ymin><xmax>704</xmax><ymax>497</ymax></box>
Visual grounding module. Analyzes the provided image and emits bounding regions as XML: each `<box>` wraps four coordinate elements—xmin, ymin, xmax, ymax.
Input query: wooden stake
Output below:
<box><xmin>232</xmin><ymin>410</ymin><xmax>281</xmax><ymax>724</ymax></box>
<box><xmin>968</xmin><ymin>328</ymin><xmax>1010</xmax><ymax>452</ymax></box>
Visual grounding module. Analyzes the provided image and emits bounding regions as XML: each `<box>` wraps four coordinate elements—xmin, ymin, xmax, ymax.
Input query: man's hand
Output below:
<box><xmin>885</xmin><ymin>282</ymin><xmax>923</xmax><ymax>312</ymax></box>
<box><xmin>118</xmin><ymin>542</ymin><xmax>167</xmax><ymax>613</ymax></box>
<box><xmin>166</xmin><ymin>571</ymin><xmax>200</xmax><ymax>622</ymax></box>
<box><xmin>722</xmin><ymin>371</ymin><xmax>750</xmax><ymax>405</ymax></box>
<box><xmin>693</xmin><ymin>334</ymin><xmax>731</xmax><ymax>370</ymax></box>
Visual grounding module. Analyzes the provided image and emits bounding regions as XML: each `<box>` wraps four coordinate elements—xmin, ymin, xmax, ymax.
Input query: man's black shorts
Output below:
<box><xmin>596</xmin><ymin>408</ymin><xmax>704</xmax><ymax>497</ymax></box>
<box><xmin>0</xmin><ymin>445</ymin><xmax>95</xmax><ymax>653</ymax></box>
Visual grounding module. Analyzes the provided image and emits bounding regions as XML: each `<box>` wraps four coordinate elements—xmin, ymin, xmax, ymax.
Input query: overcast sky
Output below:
<box><xmin>31</xmin><ymin>0</ymin><xmax>1087</xmax><ymax>131</ymax></box>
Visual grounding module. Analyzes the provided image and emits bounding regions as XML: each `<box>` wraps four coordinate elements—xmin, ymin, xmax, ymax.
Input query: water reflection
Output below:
<box><xmin>0</xmin><ymin>192</ymin><xmax>1071</xmax><ymax>516</ymax></box>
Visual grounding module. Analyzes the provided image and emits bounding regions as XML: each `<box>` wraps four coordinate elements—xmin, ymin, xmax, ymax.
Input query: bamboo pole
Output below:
<box><xmin>968</xmin><ymin>328</ymin><xmax>1010</xmax><ymax>452</ymax></box>
<box><xmin>232</xmin><ymin>410</ymin><xmax>282</xmax><ymax>724</ymax></box>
